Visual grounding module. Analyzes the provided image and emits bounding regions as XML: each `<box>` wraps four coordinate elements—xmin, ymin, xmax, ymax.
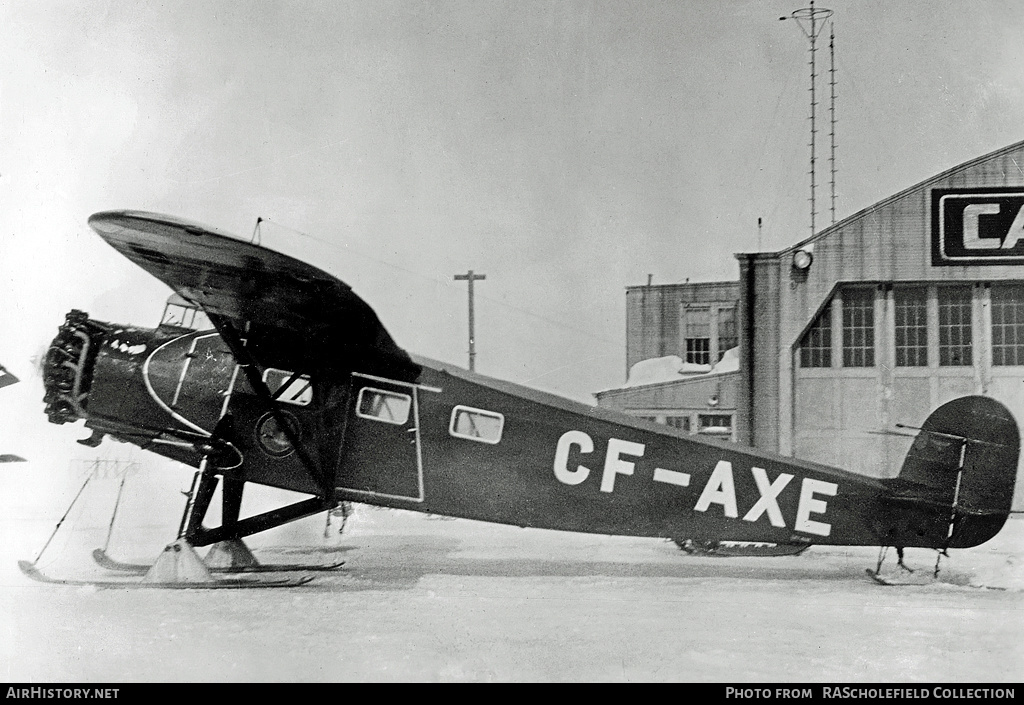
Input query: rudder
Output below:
<box><xmin>894</xmin><ymin>395</ymin><xmax>1019</xmax><ymax>549</ymax></box>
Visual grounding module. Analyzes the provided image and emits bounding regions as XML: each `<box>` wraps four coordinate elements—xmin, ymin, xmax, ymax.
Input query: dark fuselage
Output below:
<box><xmin>62</xmin><ymin>323</ymin><xmax>951</xmax><ymax>550</ymax></box>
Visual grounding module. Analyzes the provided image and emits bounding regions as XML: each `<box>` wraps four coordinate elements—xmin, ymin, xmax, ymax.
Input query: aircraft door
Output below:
<box><xmin>335</xmin><ymin>374</ymin><xmax>424</xmax><ymax>502</ymax></box>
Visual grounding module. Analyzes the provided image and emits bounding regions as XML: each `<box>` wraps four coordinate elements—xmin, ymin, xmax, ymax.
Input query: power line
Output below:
<box><xmin>256</xmin><ymin>218</ymin><xmax>621</xmax><ymax>346</ymax></box>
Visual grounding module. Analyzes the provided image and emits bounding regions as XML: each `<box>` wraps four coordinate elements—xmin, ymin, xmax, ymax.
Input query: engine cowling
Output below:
<box><xmin>42</xmin><ymin>310</ymin><xmax>237</xmax><ymax>467</ymax></box>
<box><xmin>42</xmin><ymin>310</ymin><xmax>111</xmax><ymax>425</ymax></box>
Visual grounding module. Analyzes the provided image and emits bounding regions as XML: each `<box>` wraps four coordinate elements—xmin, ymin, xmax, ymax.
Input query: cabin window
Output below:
<box><xmin>160</xmin><ymin>302</ymin><xmax>212</xmax><ymax>331</ymax></box>
<box><xmin>356</xmin><ymin>387</ymin><xmax>411</xmax><ymax>425</ymax></box>
<box><xmin>938</xmin><ymin>286</ymin><xmax>973</xmax><ymax>366</ymax></box>
<box><xmin>991</xmin><ymin>284</ymin><xmax>1024</xmax><ymax>366</ymax></box>
<box><xmin>799</xmin><ymin>302</ymin><xmax>832</xmax><ymax>368</ymax></box>
<box><xmin>842</xmin><ymin>288</ymin><xmax>875</xmax><ymax>367</ymax></box>
<box><xmin>449</xmin><ymin>405</ymin><xmax>504</xmax><ymax>444</ymax></box>
<box><xmin>895</xmin><ymin>287</ymin><xmax>928</xmax><ymax>367</ymax></box>
<box><xmin>263</xmin><ymin>368</ymin><xmax>312</xmax><ymax>406</ymax></box>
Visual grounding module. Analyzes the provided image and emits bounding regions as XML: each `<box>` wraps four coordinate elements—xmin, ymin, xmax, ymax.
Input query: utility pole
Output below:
<box><xmin>454</xmin><ymin>270</ymin><xmax>486</xmax><ymax>371</ymax></box>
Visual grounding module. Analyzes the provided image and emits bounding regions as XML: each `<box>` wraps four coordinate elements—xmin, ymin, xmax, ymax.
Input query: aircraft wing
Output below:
<box><xmin>88</xmin><ymin>210</ymin><xmax>420</xmax><ymax>380</ymax></box>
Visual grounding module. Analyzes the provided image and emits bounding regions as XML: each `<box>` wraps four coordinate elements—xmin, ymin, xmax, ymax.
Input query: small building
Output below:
<box><xmin>596</xmin><ymin>282</ymin><xmax>740</xmax><ymax>441</ymax></box>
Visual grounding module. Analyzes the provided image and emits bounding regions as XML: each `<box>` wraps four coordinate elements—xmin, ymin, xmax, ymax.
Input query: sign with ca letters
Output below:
<box><xmin>933</xmin><ymin>188</ymin><xmax>1024</xmax><ymax>265</ymax></box>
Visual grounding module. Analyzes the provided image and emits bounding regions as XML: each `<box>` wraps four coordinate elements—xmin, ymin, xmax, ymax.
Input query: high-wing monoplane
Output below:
<box><xmin>24</xmin><ymin>211</ymin><xmax>1020</xmax><ymax>587</ymax></box>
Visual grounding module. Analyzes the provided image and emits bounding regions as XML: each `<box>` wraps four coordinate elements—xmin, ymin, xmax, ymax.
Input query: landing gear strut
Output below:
<box><xmin>140</xmin><ymin>460</ymin><xmax>338</xmax><ymax>583</ymax></box>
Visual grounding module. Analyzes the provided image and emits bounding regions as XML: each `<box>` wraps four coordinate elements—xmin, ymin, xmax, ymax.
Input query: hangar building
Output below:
<box><xmin>597</xmin><ymin>140</ymin><xmax>1024</xmax><ymax>505</ymax></box>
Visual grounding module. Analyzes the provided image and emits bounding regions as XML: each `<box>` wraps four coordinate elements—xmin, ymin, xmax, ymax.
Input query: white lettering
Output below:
<box><xmin>1002</xmin><ymin>205</ymin><xmax>1024</xmax><ymax>250</ymax></box>
<box><xmin>553</xmin><ymin>430</ymin><xmax>593</xmax><ymax>486</ymax></box>
<box><xmin>600</xmin><ymin>438</ymin><xmax>645</xmax><ymax>493</ymax></box>
<box><xmin>963</xmin><ymin>203</ymin><xmax>1001</xmax><ymax>249</ymax></box>
<box><xmin>694</xmin><ymin>460</ymin><xmax>738</xmax><ymax>518</ymax></box>
<box><xmin>742</xmin><ymin>467</ymin><xmax>793</xmax><ymax>527</ymax></box>
<box><xmin>795</xmin><ymin>478</ymin><xmax>838</xmax><ymax>536</ymax></box>
<box><xmin>653</xmin><ymin>467</ymin><xmax>691</xmax><ymax>487</ymax></box>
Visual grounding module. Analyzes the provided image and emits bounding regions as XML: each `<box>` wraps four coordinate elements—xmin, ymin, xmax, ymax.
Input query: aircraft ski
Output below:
<box><xmin>91</xmin><ymin>548</ymin><xmax>344</xmax><ymax>575</ymax></box>
<box><xmin>863</xmin><ymin>568</ymin><xmax>939</xmax><ymax>587</ymax></box>
<box><xmin>18</xmin><ymin>560</ymin><xmax>313</xmax><ymax>589</ymax></box>
<box><xmin>674</xmin><ymin>540</ymin><xmax>811</xmax><ymax>557</ymax></box>
<box><xmin>28</xmin><ymin>210</ymin><xmax>1022</xmax><ymax>586</ymax></box>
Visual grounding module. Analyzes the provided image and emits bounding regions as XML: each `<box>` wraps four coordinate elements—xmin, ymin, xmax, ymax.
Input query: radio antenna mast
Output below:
<box><xmin>781</xmin><ymin>1</ymin><xmax>834</xmax><ymax>236</ymax></box>
<box><xmin>828</xmin><ymin>22</ymin><xmax>837</xmax><ymax>225</ymax></box>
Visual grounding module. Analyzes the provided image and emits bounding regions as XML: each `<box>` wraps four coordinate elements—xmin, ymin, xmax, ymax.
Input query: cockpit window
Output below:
<box><xmin>263</xmin><ymin>368</ymin><xmax>313</xmax><ymax>406</ymax></box>
<box><xmin>161</xmin><ymin>303</ymin><xmax>212</xmax><ymax>331</ymax></box>
<box><xmin>356</xmin><ymin>387</ymin><xmax>412</xmax><ymax>425</ymax></box>
<box><xmin>449</xmin><ymin>405</ymin><xmax>504</xmax><ymax>444</ymax></box>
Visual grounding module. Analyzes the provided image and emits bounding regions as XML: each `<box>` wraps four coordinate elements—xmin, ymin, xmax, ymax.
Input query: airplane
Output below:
<box><xmin>1</xmin><ymin>363</ymin><xmax>26</xmax><ymax>463</ymax></box>
<box><xmin>24</xmin><ymin>210</ymin><xmax>1020</xmax><ymax>587</ymax></box>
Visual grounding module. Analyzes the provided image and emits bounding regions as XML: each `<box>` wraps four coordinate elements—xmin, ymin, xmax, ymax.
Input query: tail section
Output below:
<box><xmin>892</xmin><ymin>395</ymin><xmax>1019</xmax><ymax>548</ymax></box>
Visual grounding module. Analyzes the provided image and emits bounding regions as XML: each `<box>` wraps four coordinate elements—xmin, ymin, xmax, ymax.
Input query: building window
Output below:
<box><xmin>895</xmin><ymin>288</ymin><xmax>928</xmax><ymax>367</ymax></box>
<box><xmin>685</xmin><ymin>338</ymin><xmax>710</xmax><ymax>365</ymax></box>
<box><xmin>938</xmin><ymin>286</ymin><xmax>973</xmax><ymax>366</ymax></box>
<box><xmin>718</xmin><ymin>307</ymin><xmax>737</xmax><ymax>358</ymax></box>
<box><xmin>992</xmin><ymin>284</ymin><xmax>1024</xmax><ymax>366</ymax></box>
<box><xmin>684</xmin><ymin>306</ymin><xmax>710</xmax><ymax>364</ymax></box>
<box><xmin>665</xmin><ymin>415</ymin><xmax>691</xmax><ymax>432</ymax></box>
<box><xmin>697</xmin><ymin>414</ymin><xmax>732</xmax><ymax>437</ymax></box>
<box><xmin>842</xmin><ymin>288</ymin><xmax>875</xmax><ymax>367</ymax></box>
<box><xmin>799</xmin><ymin>302</ymin><xmax>832</xmax><ymax>368</ymax></box>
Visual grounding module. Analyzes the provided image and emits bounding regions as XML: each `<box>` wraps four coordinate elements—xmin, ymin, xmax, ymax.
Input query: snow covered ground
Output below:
<box><xmin>1</xmin><ymin>460</ymin><xmax>1022</xmax><ymax>683</ymax></box>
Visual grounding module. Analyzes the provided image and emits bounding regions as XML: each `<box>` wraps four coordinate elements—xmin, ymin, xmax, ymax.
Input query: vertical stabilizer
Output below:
<box><xmin>892</xmin><ymin>396</ymin><xmax>1019</xmax><ymax>548</ymax></box>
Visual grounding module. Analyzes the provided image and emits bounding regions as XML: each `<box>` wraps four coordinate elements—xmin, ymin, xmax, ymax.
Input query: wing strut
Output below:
<box><xmin>208</xmin><ymin>312</ymin><xmax>332</xmax><ymax>497</ymax></box>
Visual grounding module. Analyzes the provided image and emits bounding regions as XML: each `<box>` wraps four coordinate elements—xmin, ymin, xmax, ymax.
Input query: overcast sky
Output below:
<box><xmin>2</xmin><ymin>0</ymin><xmax>1024</xmax><ymax>437</ymax></box>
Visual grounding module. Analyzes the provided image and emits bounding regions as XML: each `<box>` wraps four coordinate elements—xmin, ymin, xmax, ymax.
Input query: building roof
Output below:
<box><xmin>743</xmin><ymin>138</ymin><xmax>1024</xmax><ymax>260</ymax></box>
<box><xmin>595</xmin><ymin>349</ymin><xmax>739</xmax><ymax>397</ymax></box>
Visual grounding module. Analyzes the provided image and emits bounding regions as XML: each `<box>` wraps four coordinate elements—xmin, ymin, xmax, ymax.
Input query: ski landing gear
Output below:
<box><xmin>865</xmin><ymin>545</ymin><xmax>949</xmax><ymax>586</ymax></box>
<box><xmin>673</xmin><ymin>538</ymin><xmax>811</xmax><ymax>557</ymax></box>
<box><xmin>108</xmin><ymin>466</ymin><xmax>340</xmax><ymax>587</ymax></box>
<box><xmin>19</xmin><ymin>463</ymin><xmax>338</xmax><ymax>589</ymax></box>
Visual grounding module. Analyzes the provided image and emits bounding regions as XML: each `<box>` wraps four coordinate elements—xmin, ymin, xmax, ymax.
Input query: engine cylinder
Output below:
<box><xmin>42</xmin><ymin>310</ymin><xmax>111</xmax><ymax>424</ymax></box>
